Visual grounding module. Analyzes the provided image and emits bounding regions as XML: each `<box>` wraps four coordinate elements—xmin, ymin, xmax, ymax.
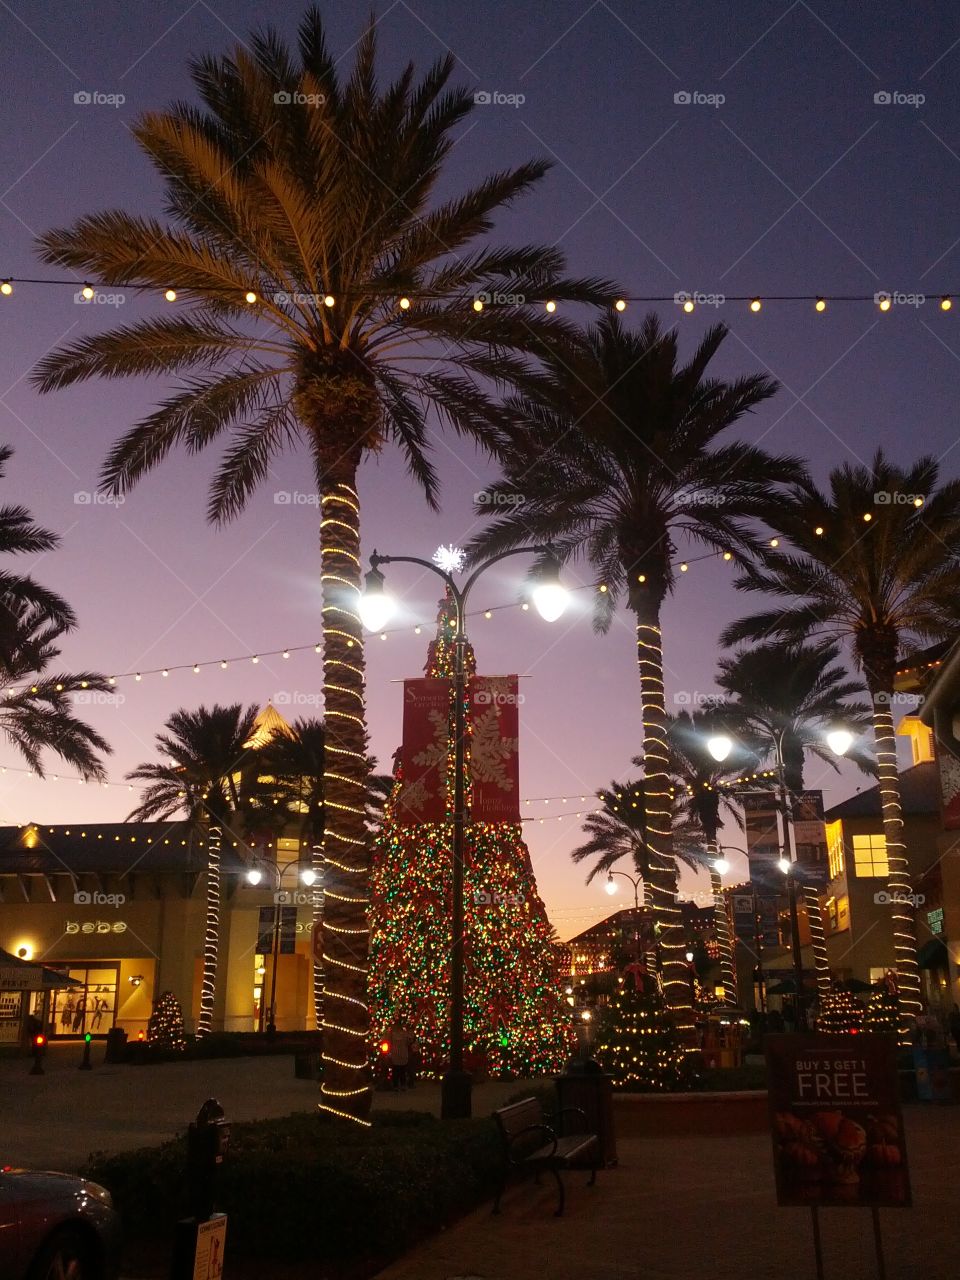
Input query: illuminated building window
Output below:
<box><xmin>826</xmin><ymin>820</ymin><xmax>845</xmax><ymax>880</ymax></box>
<box><xmin>852</xmin><ymin>833</ymin><xmax>889</xmax><ymax>878</ymax></box>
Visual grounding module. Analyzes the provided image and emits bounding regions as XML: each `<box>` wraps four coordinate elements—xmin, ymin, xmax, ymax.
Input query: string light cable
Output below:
<box><xmin>0</xmin><ymin>276</ymin><xmax>957</xmax><ymax>314</ymax></box>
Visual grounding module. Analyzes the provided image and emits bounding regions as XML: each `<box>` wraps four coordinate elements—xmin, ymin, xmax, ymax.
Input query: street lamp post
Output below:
<box><xmin>605</xmin><ymin>869</ymin><xmax>645</xmax><ymax>964</ymax></box>
<box><xmin>246</xmin><ymin>856</ymin><xmax>320</xmax><ymax>1036</ymax></box>
<box><xmin>360</xmin><ymin>544</ymin><xmax>569</xmax><ymax>1120</ymax></box>
<box><xmin>713</xmin><ymin>845</ymin><xmax>767</xmax><ymax>1013</ymax></box>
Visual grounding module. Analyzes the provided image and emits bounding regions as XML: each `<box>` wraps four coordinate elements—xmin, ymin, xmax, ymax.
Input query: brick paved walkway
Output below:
<box><xmin>374</xmin><ymin>1106</ymin><xmax>956</xmax><ymax>1280</ymax></box>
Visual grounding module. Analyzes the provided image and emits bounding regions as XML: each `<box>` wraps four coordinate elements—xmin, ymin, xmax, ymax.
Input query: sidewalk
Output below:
<box><xmin>374</xmin><ymin>1106</ymin><xmax>956</xmax><ymax>1280</ymax></box>
<box><xmin>0</xmin><ymin>1046</ymin><xmax>529</xmax><ymax>1170</ymax></box>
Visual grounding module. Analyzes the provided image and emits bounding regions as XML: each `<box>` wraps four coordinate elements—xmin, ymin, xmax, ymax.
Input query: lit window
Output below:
<box><xmin>826</xmin><ymin>820</ymin><xmax>845</xmax><ymax>880</ymax></box>
<box><xmin>852</xmin><ymin>833</ymin><xmax>889</xmax><ymax>877</ymax></box>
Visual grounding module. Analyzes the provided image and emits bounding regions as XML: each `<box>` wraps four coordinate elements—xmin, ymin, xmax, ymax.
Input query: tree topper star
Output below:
<box><xmin>432</xmin><ymin>544</ymin><xmax>465</xmax><ymax>574</ymax></box>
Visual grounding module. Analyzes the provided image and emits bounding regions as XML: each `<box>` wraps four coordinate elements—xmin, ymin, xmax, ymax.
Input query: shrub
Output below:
<box><xmin>83</xmin><ymin>1110</ymin><xmax>503</xmax><ymax>1269</ymax></box>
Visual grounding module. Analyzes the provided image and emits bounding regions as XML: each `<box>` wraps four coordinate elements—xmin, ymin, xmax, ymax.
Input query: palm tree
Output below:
<box><xmin>721</xmin><ymin>451</ymin><xmax>960</xmax><ymax>1030</ymax></box>
<box><xmin>32</xmin><ymin>12</ymin><xmax>612</xmax><ymax>1119</ymax></box>
<box><xmin>0</xmin><ymin>445</ymin><xmax>110</xmax><ymax>779</ymax></box>
<box><xmin>0</xmin><ymin>602</ymin><xmax>111</xmax><ymax>781</ymax></box>
<box><xmin>571</xmin><ymin>778</ymin><xmax>710</xmax><ymax>981</ymax></box>
<box><xmin>470</xmin><ymin>313</ymin><xmax>791</xmax><ymax>1017</ymax></box>
<box><xmin>663</xmin><ymin>711</ymin><xmax>755</xmax><ymax>1006</ymax></box>
<box><xmin>714</xmin><ymin>639</ymin><xmax>874</xmax><ymax>999</ymax></box>
<box><xmin>127</xmin><ymin>704</ymin><xmax>260</xmax><ymax>1036</ymax></box>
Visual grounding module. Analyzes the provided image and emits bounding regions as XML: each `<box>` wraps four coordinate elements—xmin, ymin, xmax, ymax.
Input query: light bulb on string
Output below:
<box><xmin>244</xmin><ymin>290</ymin><xmax>257</xmax><ymax>304</ymax></box>
<box><xmin>164</xmin><ymin>289</ymin><xmax>177</xmax><ymax>302</ymax></box>
<box><xmin>0</xmin><ymin>281</ymin><xmax>12</xmax><ymax>296</ymax></box>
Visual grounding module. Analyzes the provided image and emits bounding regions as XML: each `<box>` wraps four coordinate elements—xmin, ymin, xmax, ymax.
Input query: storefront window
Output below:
<box><xmin>49</xmin><ymin>966</ymin><xmax>118</xmax><ymax>1037</ymax></box>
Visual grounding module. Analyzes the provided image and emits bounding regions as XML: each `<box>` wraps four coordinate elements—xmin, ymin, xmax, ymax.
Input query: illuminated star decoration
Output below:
<box><xmin>432</xmin><ymin>544</ymin><xmax>466</xmax><ymax>575</ymax></box>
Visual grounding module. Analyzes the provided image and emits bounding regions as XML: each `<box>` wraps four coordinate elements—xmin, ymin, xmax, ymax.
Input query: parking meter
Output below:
<box><xmin>185</xmin><ymin>1098</ymin><xmax>229</xmax><ymax>1222</ymax></box>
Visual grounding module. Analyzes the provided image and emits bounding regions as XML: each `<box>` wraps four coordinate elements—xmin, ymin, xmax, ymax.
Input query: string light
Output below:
<box><xmin>1</xmin><ymin>278</ymin><xmax>957</xmax><ymax>315</ymax></box>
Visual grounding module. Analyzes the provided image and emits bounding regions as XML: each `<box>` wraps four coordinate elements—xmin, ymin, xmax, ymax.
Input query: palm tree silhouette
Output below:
<box><xmin>128</xmin><ymin>703</ymin><xmax>260</xmax><ymax>1036</ymax></box>
<box><xmin>722</xmin><ymin>451</ymin><xmax>960</xmax><ymax>1029</ymax></box>
<box><xmin>32</xmin><ymin>11</ymin><xmax>612</xmax><ymax>1117</ymax></box>
<box><xmin>470</xmin><ymin>312</ymin><xmax>792</xmax><ymax>1019</ymax></box>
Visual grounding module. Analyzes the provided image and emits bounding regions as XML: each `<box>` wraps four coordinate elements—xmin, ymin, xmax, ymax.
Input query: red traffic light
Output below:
<box><xmin>33</xmin><ymin>1034</ymin><xmax>46</xmax><ymax>1048</ymax></box>
<box><xmin>379</xmin><ymin>1040</ymin><xmax>390</xmax><ymax>1055</ymax></box>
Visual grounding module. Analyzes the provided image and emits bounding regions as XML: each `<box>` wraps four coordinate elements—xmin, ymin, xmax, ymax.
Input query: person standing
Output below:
<box><xmin>387</xmin><ymin>1019</ymin><xmax>415</xmax><ymax>1091</ymax></box>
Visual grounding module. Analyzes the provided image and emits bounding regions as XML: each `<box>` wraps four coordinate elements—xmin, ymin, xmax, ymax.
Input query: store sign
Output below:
<box><xmin>766</xmin><ymin>1033</ymin><xmax>911</xmax><ymax>1208</ymax></box>
<box><xmin>0</xmin><ymin>966</ymin><xmax>32</xmax><ymax>991</ymax></box>
<box><xmin>65</xmin><ymin>920</ymin><xmax>127</xmax><ymax>934</ymax></box>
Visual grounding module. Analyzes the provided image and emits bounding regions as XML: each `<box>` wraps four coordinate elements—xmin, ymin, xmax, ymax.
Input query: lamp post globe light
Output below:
<box><xmin>245</xmin><ymin>856</ymin><xmax>321</xmax><ymax>1036</ymax></box>
<box><xmin>360</xmin><ymin>543</ymin><xmax>569</xmax><ymax>1120</ymax></box>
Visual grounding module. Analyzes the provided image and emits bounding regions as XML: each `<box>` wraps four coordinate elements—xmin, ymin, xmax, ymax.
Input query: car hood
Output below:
<box><xmin>0</xmin><ymin>1170</ymin><xmax>113</xmax><ymax>1208</ymax></box>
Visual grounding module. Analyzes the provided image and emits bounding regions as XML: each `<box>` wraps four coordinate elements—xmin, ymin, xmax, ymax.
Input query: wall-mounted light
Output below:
<box><xmin>128</xmin><ymin>974</ymin><xmax>144</xmax><ymax>988</ymax></box>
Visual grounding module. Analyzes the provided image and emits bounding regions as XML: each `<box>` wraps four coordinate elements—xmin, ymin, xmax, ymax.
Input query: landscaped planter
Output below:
<box><xmin>612</xmin><ymin>1090</ymin><xmax>769</xmax><ymax>1137</ymax></box>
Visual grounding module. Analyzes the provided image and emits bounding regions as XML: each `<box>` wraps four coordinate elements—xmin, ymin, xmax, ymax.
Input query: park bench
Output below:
<box><xmin>492</xmin><ymin>1096</ymin><xmax>599</xmax><ymax>1217</ymax></box>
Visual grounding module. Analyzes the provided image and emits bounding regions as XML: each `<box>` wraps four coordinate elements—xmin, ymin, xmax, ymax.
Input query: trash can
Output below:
<box><xmin>104</xmin><ymin>1026</ymin><xmax>128</xmax><ymax>1064</ymax></box>
<box><xmin>556</xmin><ymin>1060</ymin><xmax>617</xmax><ymax>1167</ymax></box>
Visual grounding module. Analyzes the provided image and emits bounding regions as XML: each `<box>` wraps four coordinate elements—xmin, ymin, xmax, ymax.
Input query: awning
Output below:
<box><xmin>918</xmin><ymin>937</ymin><xmax>949</xmax><ymax>969</ymax></box>
<box><xmin>0</xmin><ymin>947</ymin><xmax>83</xmax><ymax>992</ymax></box>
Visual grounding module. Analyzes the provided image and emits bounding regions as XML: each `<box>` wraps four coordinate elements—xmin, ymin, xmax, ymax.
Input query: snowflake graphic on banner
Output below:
<box><xmin>472</xmin><ymin>707</ymin><xmax>519</xmax><ymax>792</ymax></box>
<box><xmin>401</xmin><ymin>708</ymin><xmax>448</xmax><ymax>816</ymax></box>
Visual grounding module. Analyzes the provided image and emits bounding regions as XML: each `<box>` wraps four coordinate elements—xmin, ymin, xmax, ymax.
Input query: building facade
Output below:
<box><xmin>0</xmin><ymin>819</ymin><xmax>320</xmax><ymax>1040</ymax></box>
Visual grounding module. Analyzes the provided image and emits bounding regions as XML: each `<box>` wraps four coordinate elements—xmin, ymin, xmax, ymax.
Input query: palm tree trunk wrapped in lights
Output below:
<box><xmin>871</xmin><ymin>694</ymin><xmax>921</xmax><ymax>1021</ymax></box>
<box><xmin>708</xmin><ymin>856</ymin><xmax>738</xmax><ymax>1005</ymax></box>
<box><xmin>316</xmin><ymin>476</ymin><xmax>373</xmax><ymax>1117</ymax></box>
<box><xmin>197</xmin><ymin>823</ymin><xmax>222</xmax><ymax>1038</ymax></box>
<box><xmin>634</xmin><ymin>602</ymin><xmax>690</xmax><ymax>1019</ymax></box>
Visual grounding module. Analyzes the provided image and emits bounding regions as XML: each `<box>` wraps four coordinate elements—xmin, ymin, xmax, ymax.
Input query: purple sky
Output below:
<box><xmin>0</xmin><ymin>1</ymin><xmax>957</xmax><ymax>939</ymax></box>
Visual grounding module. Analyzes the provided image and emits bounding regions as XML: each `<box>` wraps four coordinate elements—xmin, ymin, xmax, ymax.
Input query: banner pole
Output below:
<box><xmin>811</xmin><ymin>1206</ymin><xmax>825</xmax><ymax>1280</ymax></box>
<box><xmin>871</xmin><ymin>1207</ymin><xmax>887</xmax><ymax>1280</ymax></box>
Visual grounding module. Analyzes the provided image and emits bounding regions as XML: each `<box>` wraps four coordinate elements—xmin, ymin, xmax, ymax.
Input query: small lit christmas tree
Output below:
<box><xmin>147</xmin><ymin>991</ymin><xmax>186</xmax><ymax>1051</ymax></box>
<box><xmin>816</xmin><ymin>989</ymin><xmax>864</xmax><ymax>1034</ymax></box>
<box><xmin>595</xmin><ymin>973</ymin><xmax>690</xmax><ymax>1090</ymax></box>
<box><xmin>863</xmin><ymin>984</ymin><xmax>899</xmax><ymax>1035</ymax></box>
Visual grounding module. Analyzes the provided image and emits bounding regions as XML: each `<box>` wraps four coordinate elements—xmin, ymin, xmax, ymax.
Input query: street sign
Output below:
<box><xmin>766</xmin><ymin>1033</ymin><xmax>911</xmax><ymax>1208</ymax></box>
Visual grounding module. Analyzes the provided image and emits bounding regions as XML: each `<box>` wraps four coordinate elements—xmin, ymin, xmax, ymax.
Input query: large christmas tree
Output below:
<box><xmin>368</xmin><ymin>593</ymin><xmax>574</xmax><ymax>1078</ymax></box>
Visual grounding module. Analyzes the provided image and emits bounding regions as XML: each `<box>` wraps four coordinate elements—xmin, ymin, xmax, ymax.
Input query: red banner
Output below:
<box><xmin>399</xmin><ymin>679</ymin><xmax>451</xmax><ymax>823</ymax></box>
<box><xmin>766</xmin><ymin>1034</ymin><xmax>911</xmax><ymax>1207</ymax></box>
<box><xmin>470</xmin><ymin>676</ymin><xmax>521</xmax><ymax>823</ymax></box>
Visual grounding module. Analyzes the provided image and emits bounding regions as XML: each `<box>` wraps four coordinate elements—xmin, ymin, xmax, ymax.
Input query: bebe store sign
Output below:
<box><xmin>66</xmin><ymin>920</ymin><xmax>127</xmax><ymax>935</ymax></box>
